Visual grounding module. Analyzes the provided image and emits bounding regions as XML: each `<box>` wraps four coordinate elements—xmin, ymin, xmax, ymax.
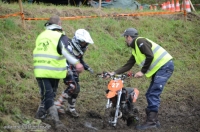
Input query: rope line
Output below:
<box><xmin>0</xmin><ymin>11</ymin><xmax>183</xmax><ymax>21</ymax></box>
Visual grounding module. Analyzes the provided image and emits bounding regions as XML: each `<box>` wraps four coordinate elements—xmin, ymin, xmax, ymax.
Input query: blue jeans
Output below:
<box><xmin>146</xmin><ymin>60</ymin><xmax>174</xmax><ymax>112</ymax></box>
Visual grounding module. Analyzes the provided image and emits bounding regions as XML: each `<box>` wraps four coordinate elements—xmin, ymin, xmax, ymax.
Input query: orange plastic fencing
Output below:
<box><xmin>0</xmin><ymin>11</ymin><xmax>183</xmax><ymax>21</ymax></box>
<box><xmin>24</xmin><ymin>11</ymin><xmax>182</xmax><ymax>21</ymax></box>
<box><xmin>0</xmin><ymin>12</ymin><xmax>22</xmax><ymax>19</ymax></box>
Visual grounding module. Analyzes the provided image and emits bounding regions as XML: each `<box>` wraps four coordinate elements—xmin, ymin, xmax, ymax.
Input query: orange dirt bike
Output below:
<box><xmin>97</xmin><ymin>72</ymin><xmax>140</xmax><ymax>128</ymax></box>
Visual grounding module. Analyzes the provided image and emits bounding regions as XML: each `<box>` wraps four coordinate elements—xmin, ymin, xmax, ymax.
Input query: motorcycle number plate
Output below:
<box><xmin>108</xmin><ymin>80</ymin><xmax>123</xmax><ymax>91</ymax></box>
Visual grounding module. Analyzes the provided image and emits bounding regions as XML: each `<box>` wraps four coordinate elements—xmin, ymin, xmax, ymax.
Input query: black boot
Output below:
<box><xmin>35</xmin><ymin>103</ymin><xmax>47</xmax><ymax>120</ymax></box>
<box><xmin>136</xmin><ymin>109</ymin><xmax>160</xmax><ymax>130</ymax></box>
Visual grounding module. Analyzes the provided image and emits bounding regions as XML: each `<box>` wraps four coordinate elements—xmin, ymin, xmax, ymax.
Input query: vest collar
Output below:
<box><xmin>45</xmin><ymin>24</ymin><xmax>62</xmax><ymax>31</ymax></box>
<box><xmin>130</xmin><ymin>37</ymin><xmax>138</xmax><ymax>49</ymax></box>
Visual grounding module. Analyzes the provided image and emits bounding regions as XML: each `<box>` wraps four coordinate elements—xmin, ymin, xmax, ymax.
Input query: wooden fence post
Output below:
<box><xmin>18</xmin><ymin>0</ymin><xmax>25</xmax><ymax>29</ymax></box>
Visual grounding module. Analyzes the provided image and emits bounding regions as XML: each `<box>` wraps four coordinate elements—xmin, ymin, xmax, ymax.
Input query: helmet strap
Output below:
<box><xmin>71</xmin><ymin>38</ymin><xmax>84</xmax><ymax>55</ymax></box>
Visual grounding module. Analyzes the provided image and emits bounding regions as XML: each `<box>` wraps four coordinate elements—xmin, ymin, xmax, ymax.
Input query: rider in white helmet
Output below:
<box><xmin>54</xmin><ymin>29</ymin><xmax>94</xmax><ymax>117</ymax></box>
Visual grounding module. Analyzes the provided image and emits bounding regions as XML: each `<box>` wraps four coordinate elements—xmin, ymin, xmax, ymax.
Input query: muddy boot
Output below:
<box><xmin>145</xmin><ymin>108</ymin><xmax>160</xmax><ymax>128</ymax></box>
<box><xmin>66</xmin><ymin>98</ymin><xmax>79</xmax><ymax>118</ymax></box>
<box><xmin>54</xmin><ymin>92</ymin><xmax>70</xmax><ymax>114</ymax></box>
<box><xmin>45</xmin><ymin>105</ymin><xmax>69</xmax><ymax>131</ymax></box>
<box><xmin>155</xmin><ymin>111</ymin><xmax>161</xmax><ymax>128</ymax></box>
<box><xmin>35</xmin><ymin>103</ymin><xmax>47</xmax><ymax>120</ymax></box>
<box><xmin>136</xmin><ymin>109</ymin><xmax>160</xmax><ymax>130</ymax></box>
<box><xmin>58</xmin><ymin>92</ymin><xmax>71</xmax><ymax>102</ymax></box>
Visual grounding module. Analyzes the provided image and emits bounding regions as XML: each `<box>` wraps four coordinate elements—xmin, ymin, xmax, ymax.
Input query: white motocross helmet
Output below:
<box><xmin>75</xmin><ymin>29</ymin><xmax>94</xmax><ymax>44</ymax></box>
<box><xmin>71</xmin><ymin>29</ymin><xmax>94</xmax><ymax>56</ymax></box>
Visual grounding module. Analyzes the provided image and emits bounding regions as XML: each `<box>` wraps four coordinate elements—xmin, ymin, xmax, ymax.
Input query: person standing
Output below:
<box><xmin>109</xmin><ymin>28</ymin><xmax>174</xmax><ymax>130</ymax></box>
<box><xmin>33</xmin><ymin>15</ymin><xmax>84</xmax><ymax>131</ymax></box>
<box><xmin>54</xmin><ymin>29</ymin><xmax>94</xmax><ymax>118</ymax></box>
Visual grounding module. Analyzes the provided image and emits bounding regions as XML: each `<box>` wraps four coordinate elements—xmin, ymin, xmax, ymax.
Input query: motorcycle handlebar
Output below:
<box><xmin>96</xmin><ymin>72</ymin><xmax>110</xmax><ymax>78</ymax></box>
<box><xmin>96</xmin><ymin>72</ymin><xmax>134</xmax><ymax>79</ymax></box>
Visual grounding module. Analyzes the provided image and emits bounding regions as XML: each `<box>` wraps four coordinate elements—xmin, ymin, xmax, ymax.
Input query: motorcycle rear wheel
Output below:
<box><xmin>126</xmin><ymin>107</ymin><xmax>140</xmax><ymax>126</ymax></box>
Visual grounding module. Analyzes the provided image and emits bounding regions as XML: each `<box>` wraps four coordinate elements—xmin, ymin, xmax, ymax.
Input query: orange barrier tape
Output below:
<box><xmin>1</xmin><ymin>11</ymin><xmax>182</xmax><ymax>20</ymax></box>
<box><xmin>24</xmin><ymin>11</ymin><xmax>182</xmax><ymax>21</ymax></box>
<box><xmin>0</xmin><ymin>12</ymin><xmax>22</xmax><ymax>19</ymax></box>
<box><xmin>24</xmin><ymin>18</ymin><xmax>49</xmax><ymax>20</ymax></box>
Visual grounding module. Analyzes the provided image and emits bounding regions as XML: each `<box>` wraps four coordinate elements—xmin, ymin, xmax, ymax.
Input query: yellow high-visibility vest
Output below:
<box><xmin>132</xmin><ymin>37</ymin><xmax>172</xmax><ymax>77</ymax></box>
<box><xmin>33</xmin><ymin>30</ymin><xmax>67</xmax><ymax>78</ymax></box>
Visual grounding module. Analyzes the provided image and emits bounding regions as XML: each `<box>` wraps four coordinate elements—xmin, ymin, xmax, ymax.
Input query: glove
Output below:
<box><xmin>87</xmin><ymin>67</ymin><xmax>94</xmax><ymax>74</ymax></box>
<box><xmin>127</xmin><ymin>71</ymin><xmax>133</xmax><ymax>77</ymax></box>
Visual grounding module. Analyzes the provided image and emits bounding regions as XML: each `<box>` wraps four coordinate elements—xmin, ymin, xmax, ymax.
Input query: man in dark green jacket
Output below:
<box><xmin>110</xmin><ymin>28</ymin><xmax>174</xmax><ymax>130</ymax></box>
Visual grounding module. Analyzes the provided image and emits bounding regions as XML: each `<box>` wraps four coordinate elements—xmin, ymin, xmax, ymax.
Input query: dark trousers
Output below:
<box><xmin>146</xmin><ymin>60</ymin><xmax>174</xmax><ymax>112</ymax></box>
<box><xmin>36</xmin><ymin>78</ymin><xmax>59</xmax><ymax>111</ymax></box>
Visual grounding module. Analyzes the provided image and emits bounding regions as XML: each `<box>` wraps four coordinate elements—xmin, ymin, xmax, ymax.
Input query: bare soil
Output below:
<box><xmin>46</xmin><ymin>95</ymin><xmax>200</xmax><ymax>132</ymax></box>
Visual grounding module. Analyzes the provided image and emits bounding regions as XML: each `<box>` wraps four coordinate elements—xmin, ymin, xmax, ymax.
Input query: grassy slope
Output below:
<box><xmin>0</xmin><ymin>2</ymin><xmax>200</xmax><ymax>131</ymax></box>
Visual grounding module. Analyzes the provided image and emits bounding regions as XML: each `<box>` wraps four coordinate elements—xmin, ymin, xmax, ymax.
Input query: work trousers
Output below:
<box><xmin>146</xmin><ymin>60</ymin><xmax>174</xmax><ymax>112</ymax></box>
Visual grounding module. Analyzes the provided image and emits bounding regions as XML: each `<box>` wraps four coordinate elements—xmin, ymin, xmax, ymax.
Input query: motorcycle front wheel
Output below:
<box><xmin>102</xmin><ymin>107</ymin><xmax>116</xmax><ymax>129</ymax></box>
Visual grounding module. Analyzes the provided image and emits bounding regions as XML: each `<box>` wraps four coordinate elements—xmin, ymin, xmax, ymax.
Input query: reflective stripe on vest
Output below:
<box><xmin>132</xmin><ymin>37</ymin><xmax>172</xmax><ymax>77</ymax></box>
<box><xmin>33</xmin><ymin>30</ymin><xmax>67</xmax><ymax>79</ymax></box>
<box><xmin>33</xmin><ymin>54</ymin><xmax>65</xmax><ymax>60</ymax></box>
<box><xmin>34</xmin><ymin>66</ymin><xmax>66</xmax><ymax>71</ymax></box>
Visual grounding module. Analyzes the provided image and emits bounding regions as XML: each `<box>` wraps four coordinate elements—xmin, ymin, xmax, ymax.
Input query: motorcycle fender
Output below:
<box><xmin>132</xmin><ymin>88</ymin><xmax>139</xmax><ymax>102</ymax></box>
<box><xmin>106</xmin><ymin>91</ymin><xmax>116</xmax><ymax>98</ymax></box>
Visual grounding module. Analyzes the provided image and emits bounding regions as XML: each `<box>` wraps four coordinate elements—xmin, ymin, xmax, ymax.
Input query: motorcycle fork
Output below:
<box><xmin>112</xmin><ymin>89</ymin><xmax>122</xmax><ymax>126</ymax></box>
<box><xmin>106</xmin><ymin>99</ymin><xmax>112</xmax><ymax>109</ymax></box>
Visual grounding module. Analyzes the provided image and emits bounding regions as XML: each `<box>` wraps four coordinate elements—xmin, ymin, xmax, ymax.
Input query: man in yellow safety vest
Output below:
<box><xmin>109</xmin><ymin>28</ymin><xmax>174</xmax><ymax>130</ymax></box>
<box><xmin>33</xmin><ymin>15</ymin><xmax>84</xmax><ymax>131</ymax></box>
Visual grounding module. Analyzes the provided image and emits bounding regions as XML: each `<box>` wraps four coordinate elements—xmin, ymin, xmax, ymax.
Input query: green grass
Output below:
<box><xmin>0</xmin><ymin>1</ymin><xmax>200</xmax><ymax>131</ymax></box>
